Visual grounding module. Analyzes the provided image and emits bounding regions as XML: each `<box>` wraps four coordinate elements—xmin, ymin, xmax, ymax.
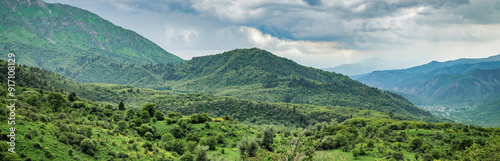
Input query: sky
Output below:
<box><xmin>43</xmin><ymin>0</ymin><xmax>500</xmax><ymax>70</ymax></box>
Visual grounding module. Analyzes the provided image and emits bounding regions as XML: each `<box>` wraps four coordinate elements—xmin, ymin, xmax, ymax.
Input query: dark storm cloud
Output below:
<box><xmin>303</xmin><ymin>0</ymin><xmax>322</xmax><ymax>6</ymax></box>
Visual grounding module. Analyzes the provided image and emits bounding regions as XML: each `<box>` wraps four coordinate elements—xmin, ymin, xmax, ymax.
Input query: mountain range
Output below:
<box><xmin>0</xmin><ymin>0</ymin><xmax>443</xmax><ymax>122</ymax></box>
<box><xmin>1</xmin><ymin>0</ymin><xmax>499</xmax><ymax>160</ymax></box>
<box><xmin>355</xmin><ymin>55</ymin><xmax>500</xmax><ymax>127</ymax></box>
<box><xmin>322</xmin><ymin>57</ymin><xmax>397</xmax><ymax>76</ymax></box>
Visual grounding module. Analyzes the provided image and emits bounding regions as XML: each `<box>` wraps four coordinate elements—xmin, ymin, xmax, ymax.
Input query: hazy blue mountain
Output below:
<box><xmin>355</xmin><ymin>55</ymin><xmax>500</xmax><ymax>127</ymax></box>
<box><xmin>322</xmin><ymin>57</ymin><xmax>396</xmax><ymax>76</ymax></box>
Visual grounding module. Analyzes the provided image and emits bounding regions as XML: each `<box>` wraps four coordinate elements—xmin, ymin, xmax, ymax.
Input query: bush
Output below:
<box><xmin>200</xmin><ymin>136</ymin><xmax>217</xmax><ymax>150</ymax></box>
<box><xmin>238</xmin><ymin>136</ymin><xmax>259</xmax><ymax>158</ymax></box>
<box><xmin>319</xmin><ymin>136</ymin><xmax>335</xmax><ymax>150</ymax></box>
<box><xmin>391</xmin><ymin>151</ymin><xmax>404</xmax><ymax>160</ymax></box>
<box><xmin>161</xmin><ymin>133</ymin><xmax>175</xmax><ymax>142</ymax></box>
<box><xmin>145</xmin><ymin>132</ymin><xmax>154</xmax><ymax>141</ymax></box>
<box><xmin>410</xmin><ymin>137</ymin><xmax>423</xmax><ymax>151</ymax></box>
<box><xmin>194</xmin><ymin>145</ymin><xmax>210</xmax><ymax>161</ymax></box>
<box><xmin>117</xmin><ymin>120</ymin><xmax>127</xmax><ymax>130</ymax></box>
<box><xmin>170</xmin><ymin>125</ymin><xmax>185</xmax><ymax>138</ymax></box>
<box><xmin>190</xmin><ymin>113</ymin><xmax>211</xmax><ymax>123</ymax></box>
<box><xmin>186</xmin><ymin>132</ymin><xmax>200</xmax><ymax>142</ymax></box>
<box><xmin>155</xmin><ymin>111</ymin><xmax>165</xmax><ymax>121</ymax></box>
<box><xmin>80</xmin><ymin>139</ymin><xmax>97</xmax><ymax>156</ymax></box>
<box><xmin>163</xmin><ymin>139</ymin><xmax>186</xmax><ymax>155</ymax></box>
<box><xmin>179</xmin><ymin>151</ymin><xmax>195</xmax><ymax>161</ymax></box>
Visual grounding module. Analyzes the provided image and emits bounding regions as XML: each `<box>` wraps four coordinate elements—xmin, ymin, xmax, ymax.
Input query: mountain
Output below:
<box><xmin>155</xmin><ymin>48</ymin><xmax>441</xmax><ymax>121</ymax></box>
<box><xmin>2</xmin><ymin>59</ymin><xmax>497</xmax><ymax>161</ymax></box>
<box><xmin>354</xmin><ymin>55</ymin><xmax>500</xmax><ymax>127</ymax></box>
<box><xmin>322</xmin><ymin>57</ymin><xmax>396</xmax><ymax>76</ymax></box>
<box><xmin>0</xmin><ymin>0</ymin><xmax>184</xmax><ymax>85</ymax></box>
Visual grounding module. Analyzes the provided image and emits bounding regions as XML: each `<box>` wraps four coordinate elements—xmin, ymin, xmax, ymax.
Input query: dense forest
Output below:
<box><xmin>0</xmin><ymin>58</ymin><xmax>499</xmax><ymax>161</ymax></box>
<box><xmin>0</xmin><ymin>85</ymin><xmax>498</xmax><ymax>160</ymax></box>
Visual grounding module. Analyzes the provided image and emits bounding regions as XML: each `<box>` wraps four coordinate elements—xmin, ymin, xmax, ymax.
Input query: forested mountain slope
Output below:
<box><xmin>0</xmin><ymin>60</ymin><xmax>498</xmax><ymax>161</ymax></box>
<box><xmin>0</xmin><ymin>0</ymin><xmax>184</xmax><ymax>85</ymax></box>
<box><xmin>355</xmin><ymin>55</ymin><xmax>500</xmax><ymax>127</ymax></box>
<box><xmin>161</xmin><ymin>48</ymin><xmax>436</xmax><ymax>120</ymax></box>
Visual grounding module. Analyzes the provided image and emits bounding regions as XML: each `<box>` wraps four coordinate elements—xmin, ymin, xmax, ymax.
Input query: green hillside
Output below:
<box><xmin>0</xmin><ymin>0</ymin><xmax>184</xmax><ymax>85</ymax></box>
<box><xmin>0</xmin><ymin>85</ymin><xmax>498</xmax><ymax>160</ymax></box>
<box><xmin>158</xmin><ymin>48</ymin><xmax>435</xmax><ymax>121</ymax></box>
<box><xmin>355</xmin><ymin>56</ymin><xmax>500</xmax><ymax>127</ymax></box>
<box><xmin>0</xmin><ymin>0</ymin><xmax>439</xmax><ymax>122</ymax></box>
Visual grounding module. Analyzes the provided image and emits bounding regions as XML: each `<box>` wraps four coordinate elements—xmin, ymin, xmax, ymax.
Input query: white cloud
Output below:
<box><xmin>43</xmin><ymin>0</ymin><xmax>500</xmax><ymax>70</ymax></box>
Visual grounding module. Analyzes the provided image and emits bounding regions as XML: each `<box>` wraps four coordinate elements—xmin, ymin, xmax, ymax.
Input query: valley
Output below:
<box><xmin>0</xmin><ymin>0</ymin><xmax>499</xmax><ymax>160</ymax></box>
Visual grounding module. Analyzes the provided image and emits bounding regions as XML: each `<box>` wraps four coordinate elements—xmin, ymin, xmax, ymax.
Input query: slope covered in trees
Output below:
<box><xmin>0</xmin><ymin>85</ymin><xmax>498</xmax><ymax>160</ymax></box>
<box><xmin>158</xmin><ymin>48</ymin><xmax>435</xmax><ymax>121</ymax></box>
<box><xmin>0</xmin><ymin>0</ymin><xmax>184</xmax><ymax>85</ymax></box>
<box><xmin>355</xmin><ymin>56</ymin><xmax>500</xmax><ymax>127</ymax></box>
<box><xmin>0</xmin><ymin>0</ymin><xmax>438</xmax><ymax>122</ymax></box>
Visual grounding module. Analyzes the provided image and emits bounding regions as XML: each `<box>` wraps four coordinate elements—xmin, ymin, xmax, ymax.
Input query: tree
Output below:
<box><xmin>194</xmin><ymin>145</ymin><xmax>209</xmax><ymax>161</ymax></box>
<box><xmin>155</xmin><ymin>111</ymin><xmax>165</xmax><ymax>121</ymax></box>
<box><xmin>47</xmin><ymin>92</ymin><xmax>68</xmax><ymax>112</ymax></box>
<box><xmin>125</xmin><ymin>109</ymin><xmax>136</xmax><ymax>121</ymax></box>
<box><xmin>179</xmin><ymin>151</ymin><xmax>195</xmax><ymax>161</ymax></box>
<box><xmin>142</xmin><ymin>103</ymin><xmax>156</xmax><ymax>117</ymax></box>
<box><xmin>161</xmin><ymin>133</ymin><xmax>175</xmax><ymax>142</ymax></box>
<box><xmin>238</xmin><ymin>136</ymin><xmax>259</xmax><ymax>158</ymax></box>
<box><xmin>26</xmin><ymin>95</ymin><xmax>42</xmax><ymax>107</ymax></box>
<box><xmin>352</xmin><ymin>148</ymin><xmax>360</xmax><ymax>159</ymax></box>
<box><xmin>170</xmin><ymin>125</ymin><xmax>185</xmax><ymax>138</ymax></box>
<box><xmin>139</xmin><ymin>124</ymin><xmax>154</xmax><ymax>136</ymax></box>
<box><xmin>117</xmin><ymin>120</ymin><xmax>127</xmax><ymax>130</ymax></box>
<box><xmin>141</xmin><ymin>110</ymin><xmax>151</xmax><ymax>123</ymax></box>
<box><xmin>163</xmin><ymin>139</ymin><xmax>186</xmax><ymax>155</ymax></box>
<box><xmin>80</xmin><ymin>139</ymin><xmax>97</xmax><ymax>156</ymax></box>
<box><xmin>410</xmin><ymin>137</ymin><xmax>423</xmax><ymax>151</ymax></box>
<box><xmin>201</xmin><ymin>136</ymin><xmax>217</xmax><ymax>150</ymax></box>
<box><xmin>68</xmin><ymin>92</ymin><xmax>78</xmax><ymax>102</ymax></box>
<box><xmin>261</xmin><ymin>126</ymin><xmax>275</xmax><ymax>151</ymax></box>
<box><xmin>118</xmin><ymin>101</ymin><xmax>125</xmax><ymax>110</ymax></box>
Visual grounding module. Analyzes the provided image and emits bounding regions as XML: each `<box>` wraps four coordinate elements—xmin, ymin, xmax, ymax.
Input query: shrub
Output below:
<box><xmin>238</xmin><ymin>136</ymin><xmax>259</xmax><ymax>158</ymax></box>
<box><xmin>161</xmin><ymin>133</ymin><xmax>175</xmax><ymax>142</ymax></box>
<box><xmin>179</xmin><ymin>151</ymin><xmax>195</xmax><ymax>161</ymax></box>
<box><xmin>80</xmin><ymin>139</ymin><xmax>97</xmax><ymax>156</ymax></box>
<box><xmin>194</xmin><ymin>145</ymin><xmax>210</xmax><ymax>161</ymax></box>
<box><xmin>391</xmin><ymin>151</ymin><xmax>404</xmax><ymax>160</ymax></box>
<box><xmin>155</xmin><ymin>111</ymin><xmax>165</xmax><ymax>120</ymax></box>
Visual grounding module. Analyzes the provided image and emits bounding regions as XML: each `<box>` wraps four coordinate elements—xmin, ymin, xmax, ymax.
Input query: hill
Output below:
<box><xmin>355</xmin><ymin>55</ymin><xmax>500</xmax><ymax>127</ymax></box>
<box><xmin>0</xmin><ymin>54</ymin><xmax>497</xmax><ymax>161</ymax></box>
<box><xmin>322</xmin><ymin>57</ymin><xmax>396</xmax><ymax>76</ymax></box>
<box><xmin>0</xmin><ymin>84</ymin><xmax>497</xmax><ymax>160</ymax></box>
<box><xmin>0</xmin><ymin>0</ymin><xmax>184</xmax><ymax>85</ymax></box>
<box><xmin>160</xmin><ymin>48</ymin><xmax>437</xmax><ymax>121</ymax></box>
<box><xmin>0</xmin><ymin>0</ymin><xmax>441</xmax><ymax>122</ymax></box>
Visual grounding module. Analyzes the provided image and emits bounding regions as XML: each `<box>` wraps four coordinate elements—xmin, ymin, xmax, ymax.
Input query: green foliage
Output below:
<box><xmin>47</xmin><ymin>92</ymin><xmax>68</xmax><ymax>112</ymax></box>
<box><xmin>80</xmin><ymin>139</ymin><xmax>98</xmax><ymax>156</ymax></box>
<box><xmin>239</xmin><ymin>136</ymin><xmax>259</xmax><ymax>158</ymax></box>
<box><xmin>141</xmin><ymin>103</ymin><xmax>156</xmax><ymax>119</ymax></box>
<box><xmin>194</xmin><ymin>145</ymin><xmax>210</xmax><ymax>161</ymax></box>
<box><xmin>154</xmin><ymin>111</ymin><xmax>165</xmax><ymax>120</ymax></box>
<box><xmin>140</xmin><ymin>110</ymin><xmax>151</xmax><ymax>123</ymax></box>
<box><xmin>200</xmin><ymin>136</ymin><xmax>217</xmax><ymax>150</ymax></box>
<box><xmin>170</xmin><ymin>125</ymin><xmax>185</xmax><ymax>138</ymax></box>
<box><xmin>118</xmin><ymin>101</ymin><xmax>125</xmax><ymax>110</ymax></box>
<box><xmin>260</xmin><ymin>126</ymin><xmax>275</xmax><ymax>151</ymax></box>
<box><xmin>189</xmin><ymin>113</ymin><xmax>211</xmax><ymax>123</ymax></box>
<box><xmin>179</xmin><ymin>150</ymin><xmax>195</xmax><ymax>161</ymax></box>
<box><xmin>410</xmin><ymin>137</ymin><xmax>423</xmax><ymax>151</ymax></box>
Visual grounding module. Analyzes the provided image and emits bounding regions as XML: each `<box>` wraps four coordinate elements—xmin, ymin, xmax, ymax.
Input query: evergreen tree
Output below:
<box><xmin>118</xmin><ymin>101</ymin><xmax>125</xmax><ymax>110</ymax></box>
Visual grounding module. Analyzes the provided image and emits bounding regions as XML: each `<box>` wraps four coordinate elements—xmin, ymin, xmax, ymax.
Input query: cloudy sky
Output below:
<box><xmin>44</xmin><ymin>0</ymin><xmax>500</xmax><ymax>70</ymax></box>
